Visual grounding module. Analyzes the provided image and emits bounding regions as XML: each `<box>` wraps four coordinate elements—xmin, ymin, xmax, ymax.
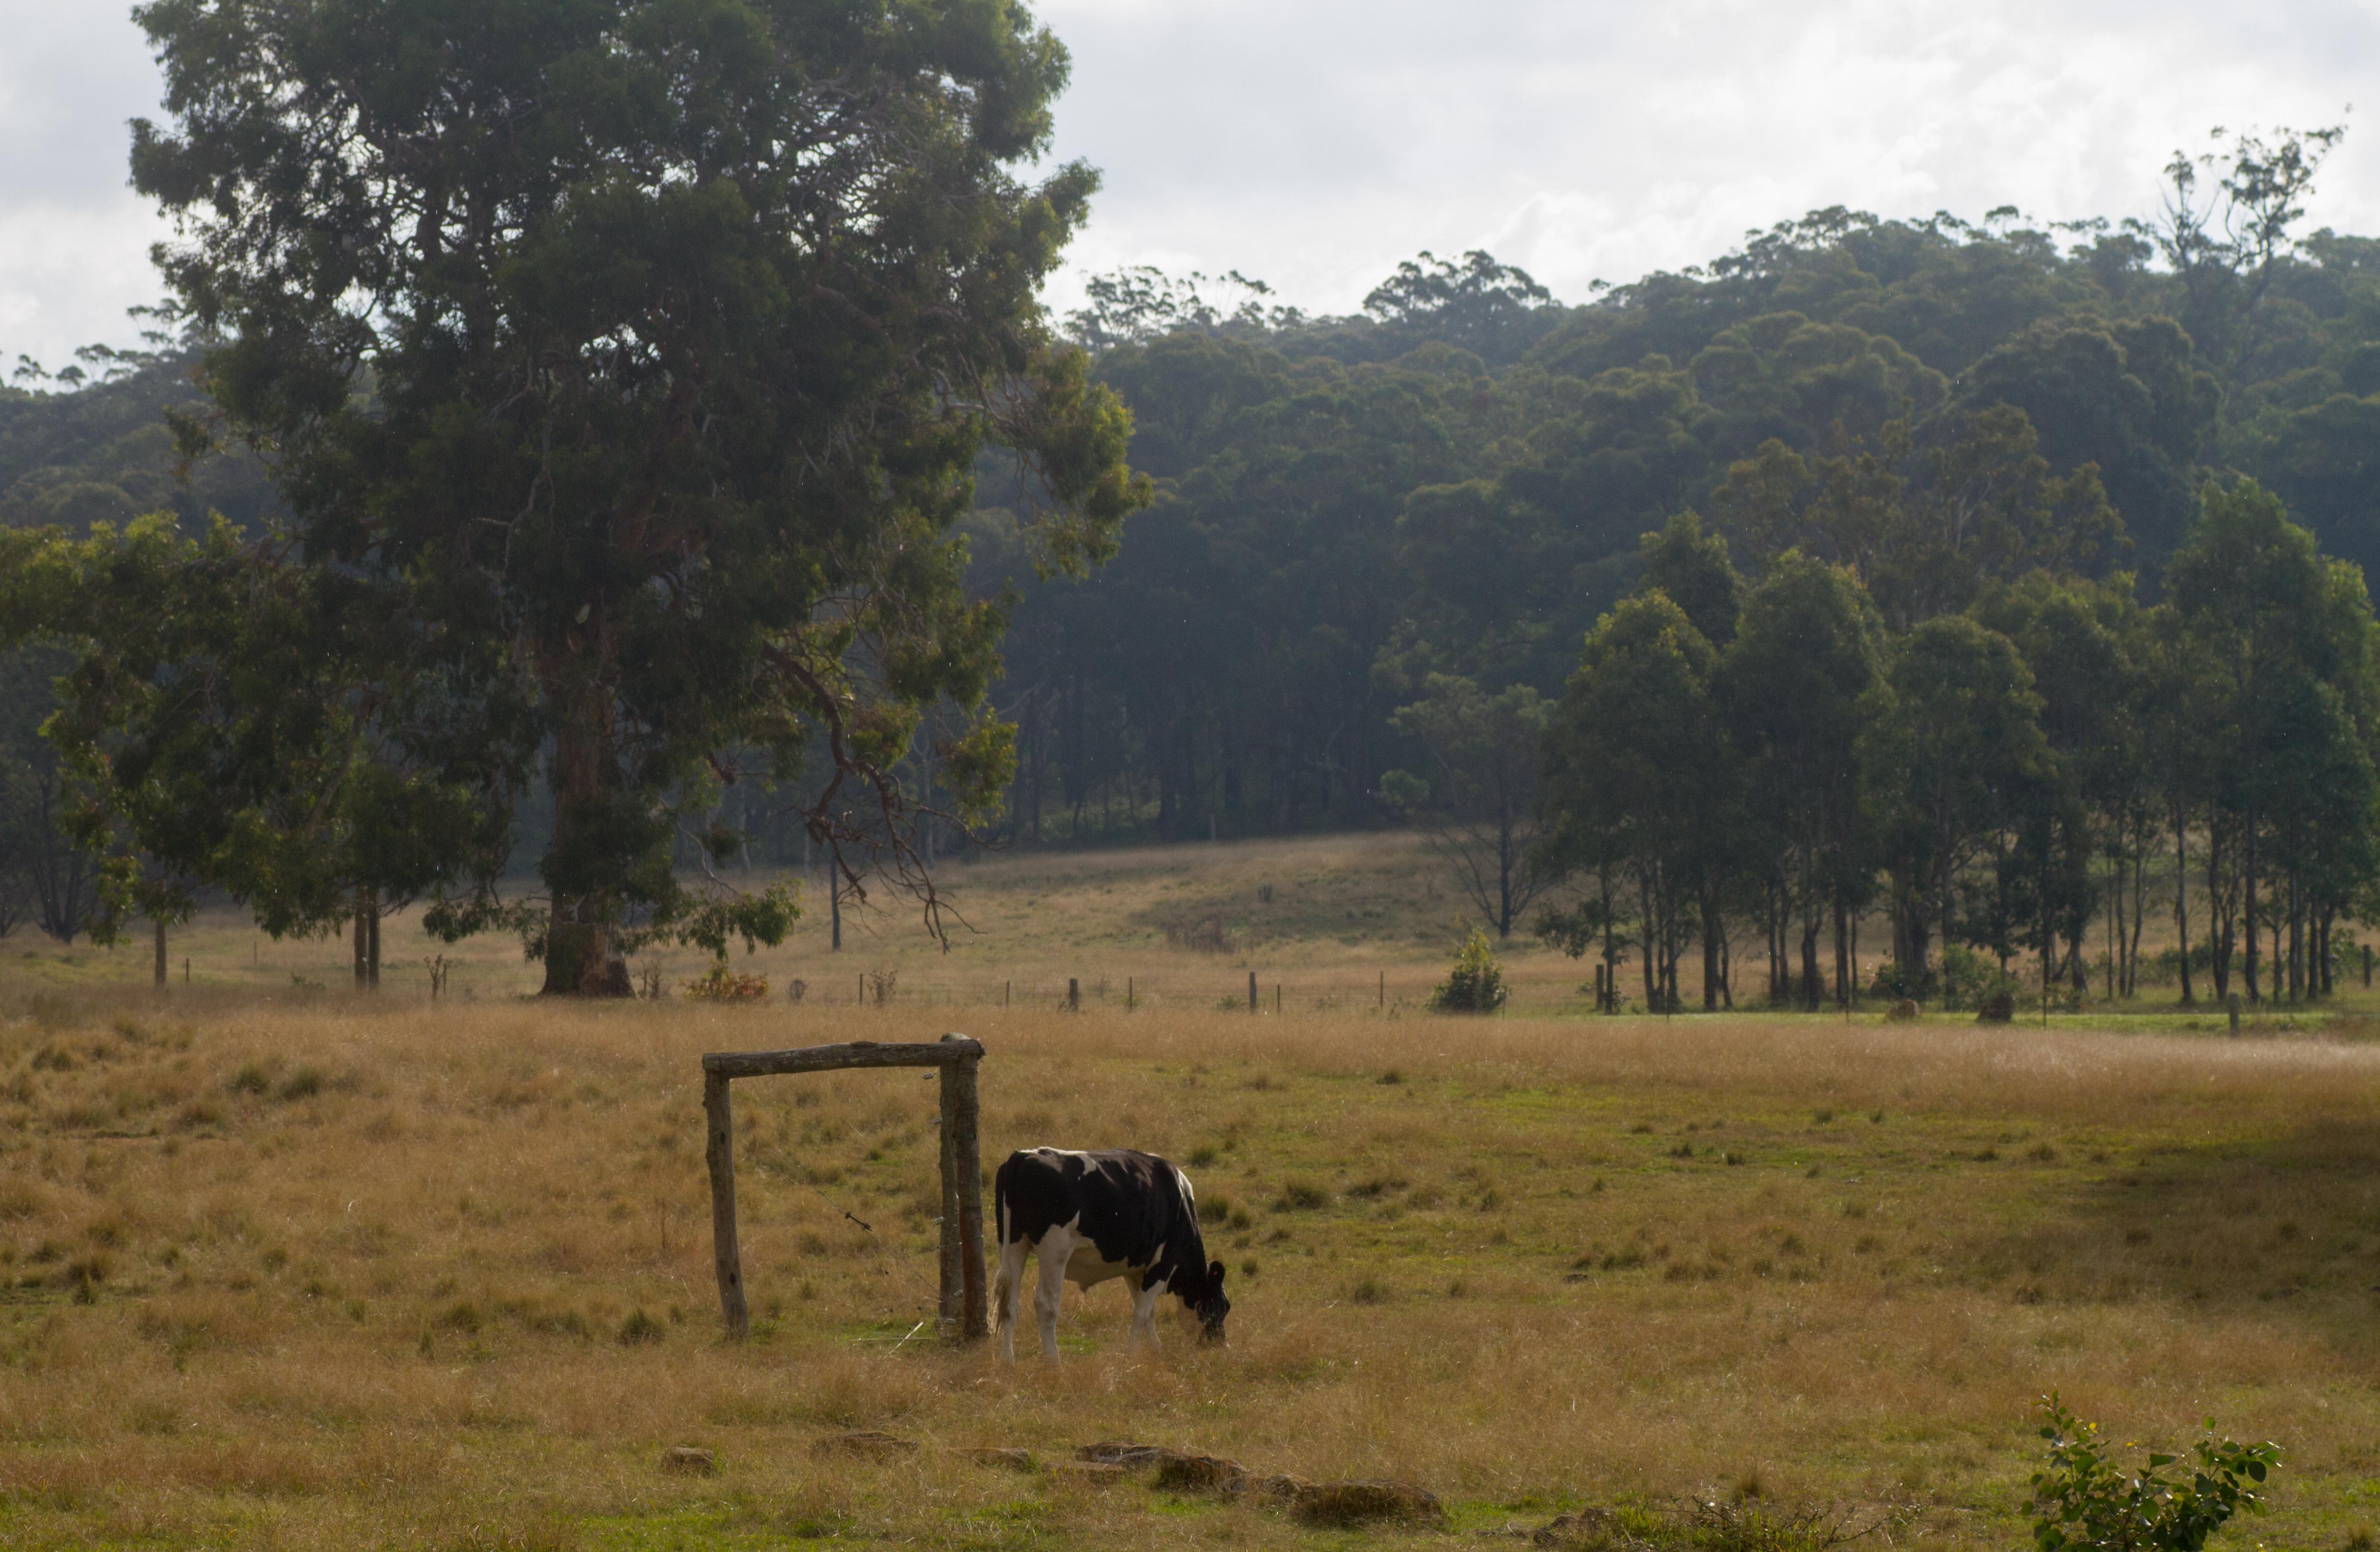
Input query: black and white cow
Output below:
<box><xmin>992</xmin><ymin>1147</ymin><xmax>1230</xmax><ymax>1362</ymax></box>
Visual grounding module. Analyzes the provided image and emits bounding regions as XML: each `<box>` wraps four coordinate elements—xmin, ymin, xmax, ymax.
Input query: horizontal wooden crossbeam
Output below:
<box><xmin>701</xmin><ymin>1037</ymin><xmax>984</xmax><ymax>1080</ymax></box>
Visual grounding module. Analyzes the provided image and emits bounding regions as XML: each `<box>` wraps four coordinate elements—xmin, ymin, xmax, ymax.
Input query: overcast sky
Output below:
<box><xmin>4</xmin><ymin>0</ymin><xmax>2375</xmax><ymax>371</ymax></box>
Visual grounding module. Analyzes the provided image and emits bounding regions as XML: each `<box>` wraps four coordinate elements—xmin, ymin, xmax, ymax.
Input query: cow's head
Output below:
<box><xmin>1192</xmin><ymin>1261</ymin><xmax>1230</xmax><ymax>1343</ymax></box>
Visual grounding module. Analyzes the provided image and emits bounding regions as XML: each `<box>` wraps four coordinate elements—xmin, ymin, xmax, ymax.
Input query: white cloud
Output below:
<box><xmin>0</xmin><ymin>0</ymin><xmax>173</xmax><ymax>369</ymax></box>
<box><xmin>1</xmin><ymin>0</ymin><xmax>2371</xmax><ymax>361</ymax></box>
<box><xmin>1034</xmin><ymin>0</ymin><xmax>2376</xmax><ymax>315</ymax></box>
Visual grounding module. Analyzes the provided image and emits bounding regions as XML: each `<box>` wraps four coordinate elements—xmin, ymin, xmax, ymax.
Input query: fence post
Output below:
<box><xmin>1067</xmin><ymin>978</ymin><xmax>1080</xmax><ymax>1012</ymax></box>
<box><xmin>951</xmin><ymin>1047</ymin><xmax>988</xmax><ymax>1339</ymax></box>
<box><xmin>1248</xmin><ymin>971</ymin><xmax>1257</xmax><ymax>1014</ymax></box>
<box><xmin>937</xmin><ymin>1049</ymin><xmax>963</xmax><ymax>1329</ymax></box>
<box><xmin>704</xmin><ymin>1070</ymin><xmax>750</xmax><ymax>1340</ymax></box>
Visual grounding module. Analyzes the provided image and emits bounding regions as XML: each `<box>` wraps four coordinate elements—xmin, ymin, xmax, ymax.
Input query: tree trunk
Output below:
<box><xmin>353</xmin><ymin>898</ymin><xmax>368</xmax><ymax>989</ymax></box>
<box><xmin>2287</xmin><ymin>862</ymin><xmax>2302</xmax><ymax>1003</ymax></box>
<box><xmin>1598</xmin><ymin>870</ymin><xmax>1617</xmax><ymax>1014</ymax></box>
<box><xmin>2174</xmin><ymin>806</ymin><xmax>2193</xmax><ymax>1005</ymax></box>
<box><xmin>1833</xmin><ymin>899</ymin><xmax>1851</xmax><ymax>1011</ymax></box>
<box><xmin>1638</xmin><ymin>872</ymin><xmax>1658</xmax><ymax>1012</ymax></box>
<box><xmin>154</xmin><ymin>916</ymin><xmax>167</xmax><ymax>988</ymax></box>
<box><xmin>540</xmin><ymin>694</ymin><xmax>634</xmax><ymax>998</ymax></box>
<box><xmin>1701</xmin><ymin>884</ymin><xmax>1721</xmax><ymax>1012</ymax></box>
<box><xmin>1800</xmin><ymin>913</ymin><xmax>1822</xmax><ymax>1013</ymax></box>
<box><xmin>2243</xmin><ymin>807</ymin><xmax>2260</xmax><ymax>1004</ymax></box>
<box><xmin>2126</xmin><ymin>833</ymin><xmax>2147</xmax><ymax>999</ymax></box>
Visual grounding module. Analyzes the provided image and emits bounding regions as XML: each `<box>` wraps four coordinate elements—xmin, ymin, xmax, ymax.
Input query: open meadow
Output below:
<box><xmin>5</xmin><ymin>839</ymin><xmax>2380</xmax><ymax>1549</ymax></box>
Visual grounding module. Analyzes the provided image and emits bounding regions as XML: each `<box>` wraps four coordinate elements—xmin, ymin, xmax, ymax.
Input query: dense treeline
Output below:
<box><xmin>1537</xmin><ymin>480</ymin><xmax>2377</xmax><ymax>1011</ymax></box>
<box><xmin>8</xmin><ymin>118</ymin><xmax>2380</xmax><ymax>998</ymax></box>
<box><xmin>978</xmin><ymin>131</ymin><xmax>2380</xmax><ymax>897</ymax></box>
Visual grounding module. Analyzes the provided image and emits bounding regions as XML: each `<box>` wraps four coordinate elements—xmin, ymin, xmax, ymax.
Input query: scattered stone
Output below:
<box><xmin>660</xmin><ymin>1445</ymin><xmax>716</xmax><ymax>1476</ymax></box>
<box><xmin>969</xmin><ymin>1446</ymin><xmax>1036</xmax><ymax>1472</ymax></box>
<box><xmin>1153</xmin><ymin>1451</ymin><xmax>1248</xmax><ymax>1494</ymax></box>
<box><xmin>1284</xmin><ymin>1477</ymin><xmax>1447</xmax><ymax>1527</ymax></box>
<box><xmin>1254</xmin><ymin>1472</ymin><xmax>1315</xmax><ymax>1504</ymax></box>
<box><xmin>1885</xmin><ymin>999</ymin><xmax>1920</xmax><ymax>1022</ymax></box>
<box><xmin>1043</xmin><ymin>1460</ymin><xmax>1127</xmax><ymax>1486</ymax></box>
<box><xmin>812</xmin><ymin>1429</ymin><xmax>918</xmax><ymax>1460</ymax></box>
<box><xmin>1072</xmin><ymin>1443</ymin><xmax>1441</xmax><ymax>1525</ymax></box>
<box><xmin>1535</xmin><ymin>1507</ymin><xmax>1619</xmax><ymax>1547</ymax></box>
<box><xmin>1074</xmin><ymin>1441</ymin><xmax>1248</xmax><ymax>1492</ymax></box>
<box><xmin>1976</xmin><ymin>991</ymin><xmax>2014</xmax><ymax>1023</ymax></box>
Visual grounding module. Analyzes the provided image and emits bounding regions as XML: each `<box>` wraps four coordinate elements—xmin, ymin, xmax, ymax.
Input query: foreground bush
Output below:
<box><xmin>2027</xmin><ymin>1394</ymin><xmax>2281</xmax><ymax>1552</ymax></box>
<box><xmin>1430</xmin><ymin>926</ymin><xmax>1508</xmax><ymax>1013</ymax></box>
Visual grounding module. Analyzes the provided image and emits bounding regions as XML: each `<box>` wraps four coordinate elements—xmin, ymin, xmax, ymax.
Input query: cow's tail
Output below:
<box><xmin>989</xmin><ymin>1154</ymin><xmax>1016</xmax><ymax>1339</ymax></box>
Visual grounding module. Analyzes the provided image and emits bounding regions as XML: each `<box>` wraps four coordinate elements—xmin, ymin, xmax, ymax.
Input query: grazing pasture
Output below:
<box><xmin>4</xmin><ymin>979</ymin><xmax>2380</xmax><ymax>1550</ymax></box>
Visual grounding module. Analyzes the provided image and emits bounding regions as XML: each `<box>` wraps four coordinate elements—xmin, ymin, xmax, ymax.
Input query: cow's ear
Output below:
<box><xmin>1209</xmin><ymin>1260</ymin><xmax>1226</xmax><ymax>1285</ymax></box>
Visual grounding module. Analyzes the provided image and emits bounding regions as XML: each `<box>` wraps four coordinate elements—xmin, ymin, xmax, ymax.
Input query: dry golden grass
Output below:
<box><xmin>4</xmin><ymin>975</ymin><xmax>2380</xmax><ymax>1549</ymax></box>
<box><xmin>4</xmin><ymin>832</ymin><xmax>1604</xmax><ymax>1011</ymax></box>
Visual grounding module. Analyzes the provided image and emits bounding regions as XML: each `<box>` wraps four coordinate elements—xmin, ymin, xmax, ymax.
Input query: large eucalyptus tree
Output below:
<box><xmin>126</xmin><ymin>0</ymin><xmax>1143</xmax><ymax>991</ymax></box>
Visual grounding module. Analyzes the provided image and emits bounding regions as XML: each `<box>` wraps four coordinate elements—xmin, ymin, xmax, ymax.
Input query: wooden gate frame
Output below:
<box><xmin>702</xmin><ymin>1034</ymin><xmax>987</xmax><ymax>1341</ymax></box>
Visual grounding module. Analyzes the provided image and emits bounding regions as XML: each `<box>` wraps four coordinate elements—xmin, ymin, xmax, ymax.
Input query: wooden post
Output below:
<box><xmin>1127</xmin><ymin>976</ymin><xmax>1134</xmax><ymax>1011</ymax></box>
<box><xmin>1004</xmin><ymin>980</ymin><xmax>1010</xmax><ymax>1008</ymax></box>
<box><xmin>701</xmin><ymin>1037</ymin><xmax>986</xmax><ymax>1342</ymax></box>
<box><xmin>1248</xmin><ymin>971</ymin><xmax>1257</xmax><ymax>1013</ymax></box>
<box><xmin>937</xmin><ymin>1050</ymin><xmax>962</xmax><ymax>1329</ymax></box>
<box><xmin>1378</xmin><ymin>971</ymin><xmax>1384</xmax><ymax>1010</ymax></box>
<box><xmin>704</xmin><ymin>1071</ymin><xmax>749</xmax><ymax>1340</ymax></box>
<box><xmin>1067</xmin><ymin>978</ymin><xmax>1080</xmax><ymax>1012</ymax></box>
<box><xmin>1275</xmin><ymin>983</ymin><xmax>1281</xmax><ymax>1015</ymax></box>
<box><xmin>2364</xmin><ymin>944</ymin><xmax>2372</xmax><ymax>988</ymax></box>
<box><xmin>950</xmin><ymin>1048</ymin><xmax>988</xmax><ymax>1339</ymax></box>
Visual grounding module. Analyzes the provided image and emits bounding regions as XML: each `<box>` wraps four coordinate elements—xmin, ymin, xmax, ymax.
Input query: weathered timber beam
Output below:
<box><xmin>701</xmin><ymin>1038</ymin><xmax>983</xmax><ymax>1079</ymax></box>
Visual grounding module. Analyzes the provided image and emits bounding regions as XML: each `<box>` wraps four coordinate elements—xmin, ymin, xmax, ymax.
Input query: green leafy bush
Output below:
<box><xmin>1940</xmin><ymin>945</ymin><xmax>2025</xmax><ymax>1012</ymax></box>
<box><xmin>2027</xmin><ymin>1394</ymin><xmax>2281</xmax><ymax>1552</ymax></box>
<box><xmin>1430</xmin><ymin>926</ymin><xmax>1508</xmax><ymax>1013</ymax></box>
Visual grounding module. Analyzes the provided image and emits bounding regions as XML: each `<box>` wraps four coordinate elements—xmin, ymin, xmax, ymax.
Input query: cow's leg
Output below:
<box><xmin>1033</xmin><ymin>1238</ymin><xmax>1069</xmax><ymax>1362</ymax></box>
<box><xmin>994</xmin><ymin>1238</ymin><xmax>1028</xmax><ymax>1364</ymax></box>
<box><xmin>1128</xmin><ymin>1280</ymin><xmax>1164</xmax><ymax>1351</ymax></box>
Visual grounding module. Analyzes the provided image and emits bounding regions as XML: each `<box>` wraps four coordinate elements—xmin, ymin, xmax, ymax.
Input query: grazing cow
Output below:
<box><xmin>993</xmin><ymin>1147</ymin><xmax>1230</xmax><ymax>1362</ymax></box>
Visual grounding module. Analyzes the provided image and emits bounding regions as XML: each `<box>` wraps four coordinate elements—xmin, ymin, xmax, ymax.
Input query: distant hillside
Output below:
<box><xmin>0</xmin><ymin>349</ymin><xmax>277</xmax><ymax>535</ymax></box>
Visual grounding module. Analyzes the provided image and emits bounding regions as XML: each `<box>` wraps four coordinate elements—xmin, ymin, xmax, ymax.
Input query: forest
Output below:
<box><xmin>4</xmin><ymin>121</ymin><xmax>2379</xmax><ymax>1004</ymax></box>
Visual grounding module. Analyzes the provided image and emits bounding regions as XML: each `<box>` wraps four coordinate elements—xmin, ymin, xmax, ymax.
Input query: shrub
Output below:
<box><xmin>681</xmin><ymin>962</ymin><xmax>769</xmax><ymax>1002</ymax></box>
<box><xmin>1941</xmin><ymin>945</ymin><xmax>2025</xmax><ymax>1012</ymax></box>
<box><xmin>1429</xmin><ymin>926</ymin><xmax>1508</xmax><ymax>1013</ymax></box>
<box><xmin>2027</xmin><ymin>1394</ymin><xmax>2280</xmax><ymax>1552</ymax></box>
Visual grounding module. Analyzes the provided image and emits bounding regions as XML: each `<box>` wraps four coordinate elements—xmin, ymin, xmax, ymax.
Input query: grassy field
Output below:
<box><xmin>6</xmin><ymin>832</ymin><xmax>1535</xmax><ymax>1012</ymax></box>
<box><xmin>5</xmin><ymin>837</ymin><xmax>2379</xmax><ymax>1549</ymax></box>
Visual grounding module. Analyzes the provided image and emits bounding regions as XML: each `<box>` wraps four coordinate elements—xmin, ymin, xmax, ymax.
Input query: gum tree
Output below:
<box><xmin>128</xmin><ymin>0</ymin><xmax>1144</xmax><ymax>991</ymax></box>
